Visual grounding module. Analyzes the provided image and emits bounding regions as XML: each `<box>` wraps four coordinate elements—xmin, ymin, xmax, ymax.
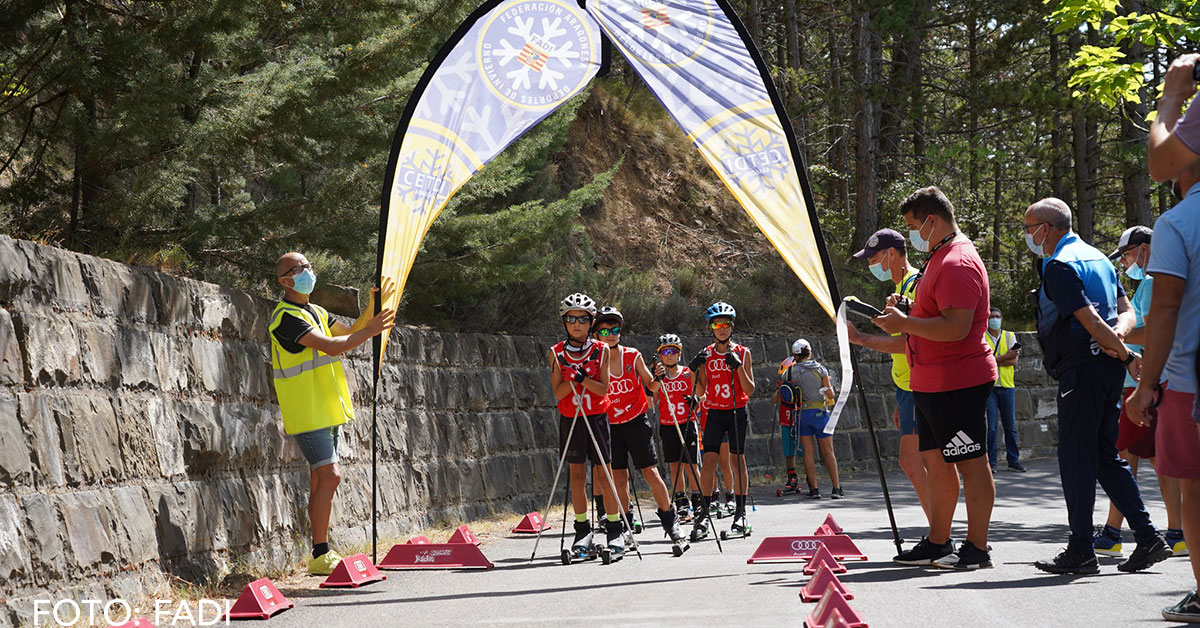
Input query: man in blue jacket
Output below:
<box><xmin>1025</xmin><ymin>197</ymin><xmax>1171</xmax><ymax>575</ymax></box>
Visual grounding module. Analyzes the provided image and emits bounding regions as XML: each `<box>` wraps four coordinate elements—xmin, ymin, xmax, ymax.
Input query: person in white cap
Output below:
<box><xmin>774</xmin><ymin>338</ymin><xmax>840</xmax><ymax>498</ymax></box>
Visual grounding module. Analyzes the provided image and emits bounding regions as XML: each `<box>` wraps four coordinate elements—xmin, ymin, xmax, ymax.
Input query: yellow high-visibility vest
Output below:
<box><xmin>891</xmin><ymin>270</ymin><xmax>920</xmax><ymax>391</ymax></box>
<box><xmin>268</xmin><ymin>301</ymin><xmax>354</xmax><ymax>434</ymax></box>
<box><xmin>985</xmin><ymin>330</ymin><xmax>1016</xmax><ymax>389</ymax></box>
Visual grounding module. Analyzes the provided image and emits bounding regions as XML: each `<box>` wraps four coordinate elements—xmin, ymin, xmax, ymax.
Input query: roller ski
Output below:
<box><xmin>719</xmin><ymin>514</ymin><xmax>753</xmax><ymax>541</ymax></box>
<box><xmin>658</xmin><ymin>508</ymin><xmax>691</xmax><ymax>557</ymax></box>
<box><xmin>601</xmin><ymin>519</ymin><xmax>627</xmax><ymax>564</ymax></box>
<box><xmin>561</xmin><ymin>521</ymin><xmax>600</xmax><ymax>565</ymax></box>
<box><xmin>776</xmin><ymin>471</ymin><xmax>801</xmax><ymax>497</ymax></box>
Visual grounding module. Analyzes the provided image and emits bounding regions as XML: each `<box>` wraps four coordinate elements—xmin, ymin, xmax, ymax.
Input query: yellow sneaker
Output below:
<box><xmin>308</xmin><ymin>550</ymin><xmax>343</xmax><ymax>576</ymax></box>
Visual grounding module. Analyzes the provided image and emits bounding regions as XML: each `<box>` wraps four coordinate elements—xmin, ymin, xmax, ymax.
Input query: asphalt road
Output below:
<box><xmin>265</xmin><ymin>459</ymin><xmax>1196</xmax><ymax>627</ymax></box>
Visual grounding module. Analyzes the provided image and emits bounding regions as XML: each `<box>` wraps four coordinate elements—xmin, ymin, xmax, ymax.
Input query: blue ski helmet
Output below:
<box><xmin>705</xmin><ymin>301</ymin><xmax>736</xmax><ymax>322</ymax></box>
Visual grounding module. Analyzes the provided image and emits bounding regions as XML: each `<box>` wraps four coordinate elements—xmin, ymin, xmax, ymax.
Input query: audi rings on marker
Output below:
<box><xmin>791</xmin><ymin>539</ymin><xmax>822</xmax><ymax>553</ymax></box>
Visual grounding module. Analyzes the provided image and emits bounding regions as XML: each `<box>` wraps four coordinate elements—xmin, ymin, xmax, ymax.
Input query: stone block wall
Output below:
<box><xmin>0</xmin><ymin>236</ymin><xmax>1060</xmax><ymax>625</ymax></box>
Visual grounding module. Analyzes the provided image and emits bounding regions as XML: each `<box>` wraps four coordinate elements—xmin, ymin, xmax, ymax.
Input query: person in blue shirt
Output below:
<box><xmin>1024</xmin><ymin>197</ymin><xmax>1171</xmax><ymax>576</ymax></box>
<box><xmin>1126</xmin><ymin>156</ymin><xmax>1200</xmax><ymax>623</ymax></box>
<box><xmin>1093</xmin><ymin>227</ymin><xmax>1186</xmax><ymax>560</ymax></box>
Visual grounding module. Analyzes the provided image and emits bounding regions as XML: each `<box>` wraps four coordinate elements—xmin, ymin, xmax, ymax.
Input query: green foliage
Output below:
<box><xmin>1048</xmin><ymin>0</ymin><xmax>1199</xmax><ymax>109</ymax></box>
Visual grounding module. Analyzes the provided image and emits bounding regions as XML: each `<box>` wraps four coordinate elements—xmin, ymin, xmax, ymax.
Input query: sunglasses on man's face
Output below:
<box><xmin>595</xmin><ymin>326</ymin><xmax>621</xmax><ymax>337</ymax></box>
<box><xmin>563</xmin><ymin>314</ymin><xmax>593</xmax><ymax>325</ymax></box>
<box><xmin>709</xmin><ymin>320</ymin><xmax>733</xmax><ymax>330</ymax></box>
<box><xmin>658</xmin><ymin>348</ymin><xmax>680</xmax><ymax>357</ymax></box>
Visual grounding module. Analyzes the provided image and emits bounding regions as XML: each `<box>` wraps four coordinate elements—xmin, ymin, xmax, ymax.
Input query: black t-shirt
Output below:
<box><xmin>272</xmin><ymin>300</ymin><xmax>317</xmax><ymax>354</ymax></box>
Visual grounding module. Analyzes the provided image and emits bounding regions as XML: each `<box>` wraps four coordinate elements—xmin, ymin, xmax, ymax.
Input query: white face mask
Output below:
<box><xmin>1025</xmin><ymin>223</ymin><xmax>1047</xmax><ymax>257</ymax></box>
<box><xmin>909</xmin><ymin>216</ymin><xmax>932</xmax><ymax>253</ymax></box>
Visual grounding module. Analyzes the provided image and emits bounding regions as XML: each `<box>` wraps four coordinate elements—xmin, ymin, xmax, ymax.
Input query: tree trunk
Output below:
<box><xmin>904</xmin><ymin>0</ymin><xmax>927</xmax><ymax>173</ymax></box>
<box><xmin>1069</xmin><ymin>33</ymin><xmax>1095</xmax><ymax>241</ymax></box>
<box><xmin>1119</xmin><ymin>0</ymin><xmax>1151</xmax><ymax>229</ymax></box>
<box><xmin>1050</xmin><ymin>32</ymin><xmax>1067</xmax><ymax>200</ymax></box>
<box><xmin>829</xmin><ymin>18</ymin><xmax>850</xmax><ymax>214</ymax></box>
<box><xmin>851</xmin><ymin>0</ymin><xmax>880</xmax><ymax>250</ymax></box>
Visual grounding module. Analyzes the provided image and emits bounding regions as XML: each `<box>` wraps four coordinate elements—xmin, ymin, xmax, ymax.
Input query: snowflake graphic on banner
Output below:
<box><xmin>718</xmin><ymin>127</ymin><xmax>790</xmax><ymax>194</ymax></box>
<box><xmin>480</xmin><ymin>1</ymin><xmax>594</xmax><ymax>109</ymax></box>
<box><xmin>393</xmin><ymin>148</ymin><xmax>454</xmax><ymax>215</ymax></box>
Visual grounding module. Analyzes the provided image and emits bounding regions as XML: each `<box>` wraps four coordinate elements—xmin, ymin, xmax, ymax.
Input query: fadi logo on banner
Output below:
<box><xmin>597</xmin><ymin>0</ymin><xmax>713</xmax><ymax>67</ymax></box>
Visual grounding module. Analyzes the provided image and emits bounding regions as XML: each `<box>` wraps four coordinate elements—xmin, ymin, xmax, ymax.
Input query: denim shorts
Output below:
<box><xmin>293</xmin><ymin>426</ymin><xmax>340</xmax><ymax>469</ymax></box>
<box><xmin>895</xmin><ymin>387</ymin><xmax>917</xmax><ymax>436</ymax></box>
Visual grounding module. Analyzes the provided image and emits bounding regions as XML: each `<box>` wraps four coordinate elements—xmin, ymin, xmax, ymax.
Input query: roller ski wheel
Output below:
<box><xmin>600</xmin><ymin>546</ymin><xmax>625</xmax><ymax>564</ymax></box>
<box><xmin>777</xmin><ymin>486</ymin><xmax>801</xmax><ymax>497</ymax></box>
<box><xmin>631</xmin><ymin>521</ymin><xmax>643</xmax><ymax>534</ymax></box>
<box><xmin>671</xmin><ymin>539</ymin><xmax>691</xmax><ymax>557</ymax></box>
<box><xmin>689</xmin><ymin>522</ymin><xmax>709</xmax><ymax>543</ymax></box>
<box><xmin>722</xmin><ymin>517</ymin><xmax>752</xmax><ymax>540</ymax></box>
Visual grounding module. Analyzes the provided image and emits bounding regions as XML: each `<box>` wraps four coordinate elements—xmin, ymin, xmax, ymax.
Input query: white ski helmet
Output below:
<box><xmin>559</xmin><ymin>293</ymin><xmax>597</xmax><ymax>317</ymax></box>
<box><xmin>657</xmin><ymin>334</ymin><xmax>683</xmax><ymax>352</ymax></box>
<box><xmin>791</xmin><ymin>338</ymin><xmax>811</xmax><ymax>355</ymax></box>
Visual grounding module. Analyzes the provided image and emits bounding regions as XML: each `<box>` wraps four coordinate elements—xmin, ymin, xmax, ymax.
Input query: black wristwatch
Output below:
<box><xmin>1122</xmin><ymin>351</ymin><xmax>1138</xmax><ymax>366</ymax></box>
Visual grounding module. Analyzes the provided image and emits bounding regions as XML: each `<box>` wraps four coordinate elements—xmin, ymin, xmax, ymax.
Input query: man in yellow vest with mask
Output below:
<box><xmin>269</xmin><ymin>252</ymin><xmax>395</xmax><ymax>575</ymax></box>
<box><xmin>985</xmin><ymin>307</ymin><xmax>1025</xmax><ymax>473</ymax></box>
<box><xmin>847</xmin><ymin>228</ymin><xmax>931</xmax><ymax>525</ymax></box>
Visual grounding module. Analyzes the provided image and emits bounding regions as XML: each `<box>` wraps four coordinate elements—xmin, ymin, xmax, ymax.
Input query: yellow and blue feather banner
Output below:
<box><xmin>375</xmin><ymin>0</ymin><xmax>607</xmax><ymax>365</ymax></box>
<box><xmin>584</xmin><ymin>0</ymin><xmax>838</xmax><ymax>320</ymax></box>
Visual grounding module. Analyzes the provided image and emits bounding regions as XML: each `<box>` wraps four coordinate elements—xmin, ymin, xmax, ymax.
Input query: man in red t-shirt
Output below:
<box><xmin>873</xmin><ymin>186</ymin><xmax>998</xmax><ymax>571</ymax></box>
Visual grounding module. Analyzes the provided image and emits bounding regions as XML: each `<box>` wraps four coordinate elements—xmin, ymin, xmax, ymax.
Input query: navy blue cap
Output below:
<box><xmin>852</xmin><ymin>229</ymin><xmax>906</xmax><ymax>259</ymax></box>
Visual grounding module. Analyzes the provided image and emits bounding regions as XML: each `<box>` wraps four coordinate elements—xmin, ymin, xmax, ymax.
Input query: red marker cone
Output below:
<box><xmin>804</xmin><ymin>543</ymin><xmax>846</xmax><ymax>575</ymax></box>
<box><xmin>225</xmin><ymin>578</ymin><xmax>293</xmax><ymax>620</ymax></box>
<box><xmin>512</xmin><ymin>512</ymin><xmax>551</xmax><ymax>534</ymax></box>
<box><xmin>407</xmin><ymin>535</ymin><xmax>431</xmax><ymax>544</ymax></box>
<box><xmin>815</xmin><ymin>523</ymin><xmax>837</xmax><ymax>536</ymax></box>
<box><xmin>800</xmin><ymin>562</ymin><xmax>854</xmax><ymax>602</ymax></box>
<box><xmin>804</xmin><ymin>588</ymin><xmax>867</xmax><ymax>628</ymax></box>
<box><xmin>379</xmin><ymin>542</ymin><xmax>494</xmax><ymax>570</ymax></box>
<box><xmin>447</xmin><ymin>525</ymin><xmax>480</xmax><ymax>545</ymax></box>
<box><xmin>747</xmin><ymin>535</ymin><xmax>867</xmax><ymax>563</ymax></box>
<box><xmin>319</xmin><ymin>553</ymin><xmax>387</xmax><ymax>588</ymax></box>
<box><xmin>821</xmin><ymin>514</ymin><xmax>844</xmax><ymax>535</ymax></box>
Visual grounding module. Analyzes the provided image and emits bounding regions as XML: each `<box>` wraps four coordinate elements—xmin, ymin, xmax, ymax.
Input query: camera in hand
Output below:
<box><xmin>1011</xmin><ymin>341</ymin><xmax>1022</xmax><ymax>351</ymax></box>
<box><xmin>894</xmin><ymin>296</ymin><xmax>912</xmax><ymax>314</ymax></box>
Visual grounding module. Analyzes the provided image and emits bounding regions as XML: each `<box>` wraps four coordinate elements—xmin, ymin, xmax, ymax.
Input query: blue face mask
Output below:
<box><xmin>1024</xmin><ymin>224</ymin><xmax>1047</xmax><ymax>257</ymax></box>
<box><xmin>988</xmin><ymin>317</ymin><xmax>1002</xmax><ymax>331</ymax></box>
<box><xmin>909</xmin><ymin>217</ymin><xmax>931</xmax><ymax>253</ymax></box>
<box><xmin>869</xmin><ymin>258</ymin><xmax>891</xmax><ymax>282</ymax></box>
<box><xmin>291</xmin><ymin>268</ymin><xmax>316</xmax><ymax>295</ymax></box>
<box><xmin>1126</xmin><ymin>263</ymin><xmax>1146</xmax><ymax>281</ymax></box>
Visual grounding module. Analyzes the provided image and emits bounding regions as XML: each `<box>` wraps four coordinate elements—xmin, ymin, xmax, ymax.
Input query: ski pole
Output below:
<box><xmin>656</xmin><ymin>371</ymin><xmax>722</xmax><ymax>553</ymax></box>
<box><xmin>569</xmin><ymin>378</ymin><xmax>643</xmax><ymax>561</ymax></box>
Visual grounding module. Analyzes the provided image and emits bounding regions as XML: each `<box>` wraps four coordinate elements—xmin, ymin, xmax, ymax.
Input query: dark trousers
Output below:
<box><xmin>1056</xmin><ymin>360</ymin><xmax>1156</xmax><ymax>551</ymax></box>
<box><xmin>986</xmin><ymin>386</ymin><xmax>1020</xmax><ymax>467</ymax></box>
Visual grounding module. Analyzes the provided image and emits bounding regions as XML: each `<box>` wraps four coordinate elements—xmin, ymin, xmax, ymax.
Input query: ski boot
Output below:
<box><xmin>659</xmin><ymin>508</ymin><xmax>691</xmax><ymax>557</ymax></box>
<box><xmin>674</xmin><ymin>492</ymin><xmax>692</xmax><ymax>523</ymax></box>
<box><xmin>708</xmin><ymin>492</ymin><xmax>724</xmax><ymax>519</ymax></box>
<box><xmin>562</xmin><ymin>520</ymin><xmax>599</xmax><ymax>564</ymax></box>
<box><xmin>720</xmin><ymin>513</ymin><xmax>753</xmax><ymax>541</ymax></box>
<box><xmin>689</xmin><ymin>517</ymin><xmax>710</xmax><ymax>542</ymax></box>
<box><xmin>601</xmin><ymin>518</ymin><xmax>626</xmax><ymax>564</ymax></box>
<box><xmin>627</xmin><ymin>508</ymin><xmax>643</xmax><ymax>534</ymax></box>
<box><xmin>592</xmin><ymin>497</ymin><xmax>607</xmax><ymax>534</ymax></box>
<box><xmin>724</xmin><ymin>491</ymin><xmax>736</xmax><ymax>516</ymax></box>
<box><xmin>777</xmin><ymin>471</ymin><xmax>800</xmax><ymax>497</ymax></box>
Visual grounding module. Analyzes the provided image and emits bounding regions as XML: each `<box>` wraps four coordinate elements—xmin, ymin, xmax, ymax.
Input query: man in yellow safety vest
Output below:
<box><xmin>268</xmin><ymin>252</ymin><xmax>395</xmax><ymax>575</ymax></box>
